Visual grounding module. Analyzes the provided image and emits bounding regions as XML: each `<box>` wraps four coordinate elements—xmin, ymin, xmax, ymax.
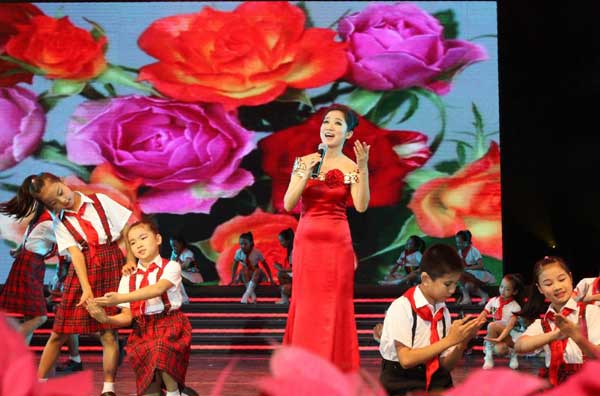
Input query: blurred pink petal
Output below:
<box><xmin>543</xmin><ymin>360</ymin><xmax>600</xmax><ymax>396</ymax></box>
<box><xmin>447</xmin><ymin>368</ymin><xmax>546</xmax><ymax>396</ymax></box>
<box><xmin>0</xmin><ymin>312</ymin><xmax>92</xmax><ymax>395</ymax></box>
<box><xmin>256</xmin><ymin>346</ymin><xmax>386</xmax><ymax>396</ymax></box>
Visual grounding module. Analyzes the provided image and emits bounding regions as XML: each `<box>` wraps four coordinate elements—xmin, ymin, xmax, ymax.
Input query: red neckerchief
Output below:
<box><xmin>130</xmin><ymin>258</ymin><xmax>169</xmax><ymax>316</ymax></box>
<box><xmin>64</xmin><ymin>200</ymin><xmax>99</xmax><ymax>260</ymax></box>
<box><xmin>494</xmin><ymin>296</ymin><xmax>514</xmax><ymax>321</ymax></box>
<box><xmin>404</xmin><ymin>286</ymin><xmax>445</xmax><ymax>391</ymax></box>
<box><xmin>542</xmin><ymin>307</ymin><xmax>575</xmax><ymax>386</ymax></box>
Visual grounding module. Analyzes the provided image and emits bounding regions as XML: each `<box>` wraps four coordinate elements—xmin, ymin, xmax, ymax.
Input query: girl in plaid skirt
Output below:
<box><xmin>0</xmin><ymin>185</ymin><xmax>58</xmax><ymax>344</ymax></box>
<box><xmin>8</xmin><ymin>173</ymin><xmax>135</xmax><ymax>396</ymax></box>
<box><xmin>87</xmin><ymin>220</ymin><xmax>192</xmax><ymax>396</ymax></box>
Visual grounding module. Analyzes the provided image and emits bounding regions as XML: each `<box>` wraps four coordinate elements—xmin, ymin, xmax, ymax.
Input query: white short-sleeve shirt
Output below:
<box><xmin>395</xmin><ymin>250</ymin><xmax>423</xmax><ymax>268</ymax></box>
<box><xmin>484</xmin><ymin>296</ymin><xmax>521</xmax><ymax>325</ymax></box>
<box><xmin>234</xmin><ymin>248</ymin><xmax>265</xmax><ymax>268</ymax></box>
<box><xmin>23</xmin><ymin>218</ymin><xmax>56</xmax><ymax>255</ymax></box>
<box><xmin>53</xmin><ymin>192</ymin><xmax>132</xmax><ymax>255</ymax></box>
<box><xmin>458</xmin><ymin>245</ymin><xmax>482</xmax><ymax>266</ymax></box>
<box><xmin>522</xmin><ymin>298</ymin><xmax>600</xmax><ymax>366</ymax></box>
<box><xmin>117</xmin><ymin>255</ymin><xmax>183</xmax><ymax>315</ymax></box>
<box><xmin>170</xmin><ymin>248</ymin><xmax>194</xmax><ymax>264</ymax></box>
<box><xmin>380</xmin><ymin>286</ymin><xmax>454</xmax><ymax>362</ymax></box>
<box><xmin>574</xmin><ymin>277</ymin><xmax>600</xmax><ymax>306</ymax></box>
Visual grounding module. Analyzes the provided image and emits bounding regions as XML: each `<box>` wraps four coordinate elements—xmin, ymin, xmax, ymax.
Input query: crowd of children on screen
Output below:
<box><xmin>1</xmin><ymin>173</ymin><xmax>600</xmax><ymax>395</ymax></box>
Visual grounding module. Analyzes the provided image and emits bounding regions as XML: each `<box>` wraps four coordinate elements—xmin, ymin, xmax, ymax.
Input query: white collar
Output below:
<box><xmin>547</xmin><ymin>297</ymin><xmax>578</xmax><ymax>314</ymax></box>
<box><xmin>136</xmin><ymin>255</ymin><xmax>163</xmax><ymax>271</ymax></box>
<box><xmin>414</xmin><ymin>286</ymin><xmax>446</xmax><ymax>313</ymax></box>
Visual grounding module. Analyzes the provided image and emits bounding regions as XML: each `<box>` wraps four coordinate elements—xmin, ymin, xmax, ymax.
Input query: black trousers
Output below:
<box><xmin>380</xmin><ymin>358</ymin><xmax>453</xmax><ymax>396</ymax></box>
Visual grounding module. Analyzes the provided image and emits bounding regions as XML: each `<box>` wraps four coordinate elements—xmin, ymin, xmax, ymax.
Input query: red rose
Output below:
<box><xmin>138</xmin><ymin>2</ymin><xmax>347</xmax><ymax>109</ymax></box>
<box><xmin>408</xmin><ymin>142</ymin><xmax>502</xmax><ymax>258</ymax></box>
<box><xmin>324</xmin><ymin>169</ymin><xmax>345</xmax><ymax>188</ymax></box>
<box><xmin>259</xmin><ymin>108</ymin><xmax>432</xmax><ymax>212</ymax></box>
<box><xmin>210</xmin><ymin>209</ymin><xmax>298</xmax><ymax>285</ymax></box>
<box><xmin>0</xmin><ymin>3</ymin><xmax>43</xmax><ymax>86</ymax></box>
<box><xmin>0</xmin><ymin>3</ymin><xmax>43</xmax><ymax>51</ymax></box>
<box><xmin>6</xmin><ymin>15</ymin><xmax>107</xmax><ymax>80</ymax></box>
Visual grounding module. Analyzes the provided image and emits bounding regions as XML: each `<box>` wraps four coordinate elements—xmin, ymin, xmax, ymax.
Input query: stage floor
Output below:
<box><xmin>46</xmin><ymin>353</ymin><xmax>546</xmax><ymax>396</ymax></box>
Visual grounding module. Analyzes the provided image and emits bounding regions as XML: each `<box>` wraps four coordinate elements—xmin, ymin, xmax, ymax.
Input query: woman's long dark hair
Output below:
<box><xmin>515</xmin><ymin>256</ymin><xmax>571</xmax><ymax>320</ymax></box>
<box><xmin>0</xmin><ymin>173</ymin><xmax>60</xmax><ymax>220</ymax></box>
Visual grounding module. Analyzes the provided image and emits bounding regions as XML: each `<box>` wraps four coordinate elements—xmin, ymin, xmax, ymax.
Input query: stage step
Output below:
<box><xmin>17</xmin><ymin>292</ymin><xmax>492</xmax><ymax>356</ymax></box>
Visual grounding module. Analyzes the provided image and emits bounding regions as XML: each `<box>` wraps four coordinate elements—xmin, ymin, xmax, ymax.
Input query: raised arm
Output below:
<box><xmin>350</xmin><ymin>141</ymin><xmax>370</xmax><ymax>213</ymax></box>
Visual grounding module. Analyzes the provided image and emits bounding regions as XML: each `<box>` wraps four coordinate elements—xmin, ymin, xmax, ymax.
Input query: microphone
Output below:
<box><xmin>311</xmin><ymin>143</ymin><xmax>327</xmax><ymax>179</ymax></box>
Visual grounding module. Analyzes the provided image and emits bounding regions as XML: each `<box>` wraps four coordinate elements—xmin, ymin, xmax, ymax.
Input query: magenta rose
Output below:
<box><xmin>338</xmin><ymin>3</ymin><xmax>488</xmax><ymax>94</ymax></box>
<box><xmin>0</xmin><ymin>86</ymin><xmax>45</xmax><ymax>171</ymax></box>
<box><xmin>66</xmin><ymin>95</ymin><xmax>255</xmax><ymax>214</ymax></box>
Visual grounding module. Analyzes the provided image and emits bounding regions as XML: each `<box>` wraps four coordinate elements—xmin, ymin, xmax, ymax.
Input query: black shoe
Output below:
<box><xmin>100</xmin><ymin>393</ymin><xmax>116</xmax><ymax>396</ymax></box>
<box><xmin>181</xmin><ymin>385</ymin><xmax>199</xmax><ymax>396</ymax></box>
<box><xmin>55</xmin><ymin>359</ymin><xmax>83</xmax><ymax>372</ymax></box>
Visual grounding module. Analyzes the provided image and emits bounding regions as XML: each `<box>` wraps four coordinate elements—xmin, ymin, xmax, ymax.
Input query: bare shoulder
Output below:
<box><xmin>341</xmin><ymin>156</ymin><xmax>359</xmax><ymax>173</ymax></box>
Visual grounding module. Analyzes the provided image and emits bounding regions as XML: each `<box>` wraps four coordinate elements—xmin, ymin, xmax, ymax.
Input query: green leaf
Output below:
<box><xmin>103</xmin><ymin>83</ymin><xmax>117</xmax><ymax>97</ymax></box>
<box><xmin>346</xmin><ymin>88</ymin><xmax>384</xmax><ymax>116</ymax></box>
<box><xmin>412</xmin><ymin>88</ymin><xmax>447</xmax><ymax>154</ymax></box>
<box><xmin>83</xmin><ymin>17</ymin><xmax>106</xmax><ymax>42</ymax></box>
<box><xmin>50</xmin><ymin>79</ymin><xmax>86</xmax><ymax>96</ymax></box>
<box><xmin>468</xmin><ymin>34</ymin><xmax>498</xmax><ymax>41</ymax></box>
<box><xmin>296</xmin><ymin>1</ymin><xmax>315</xmax><ymax>28</ymax></box>
<box><xmin>38</xmin><ymin>93</ymin><xmax>66</xmax><ymax>113</ymax></box>
<box><xmin>448</xmin><ymin>139</ymin><xmax>473</xmax><ymax>149</ymax></box>
<box><xmin>397</xmin><ymin>92</ymin><xmax>419</xmax><ymax>124</ymax></box>
<box><xmin>276</xmin><ymin>87</ymin><xmax>313</xmax><ymax>109</ymax></box>
<box><xmin>471</xmin><ymin>102</ymin><xmax>488</xmax><ymax>160</ymax></box>
<box><xmin>368</xmin><ymin>90</ymin><xmax>412</xmax><ymax>126</ymax></box>
<box><xmin>328</xmin><ymin>8</ymin><xmax>352</xmax><ymax>29</ymax></box>
<box><xmin>96</xmin><ymin>64</ymin><xmax>157</xmax><ymax>95</ymax></box>
<box><xmin>433</xmin><ymin>9</ymin><xmax>459</xmax><ymax>39</ymax></box>
<box><xmin>0</xmin><ymin>54</ymin><xmax>45</xmax><ymax>75</ymax></box>
<box><xmin>456</xmin><ymin>141</ymin><xmax>467</xmax><ymax>165</ymax></box>
<box><xmin>190</xmin><ymin>239</ymin><xmax>220</xmax><ymax>263</ymax></box>
<box><xmin>360</xmin><ymin>215</ymin><xmax>425</xmax><ymax>261</ymax></box>
<box><xmin>434</xmin><ymin>160</ymin><xmax>461</xmax><ymax>174</ymax></box>
<box><xmin>0</xmin><ymin>182</ymin><xmax>19</xmax><ymax>192</ymax></box>
<box><xmin>33</xmin><ymin>141</ymin><xmax>90</xmax><ymax>181</ymax></box>
<box><xmin>404</xmin><ymin>168</ymin><xmax>448</xmax><ymax>190</ymax></box>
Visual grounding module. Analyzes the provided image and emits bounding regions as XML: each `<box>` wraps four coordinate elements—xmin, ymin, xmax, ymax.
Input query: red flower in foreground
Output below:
<box><xmin>138</xmin><ymin>2</ymin><xmax>347</xmax><ymax>109</ymax></box>
<box><xmin>210</xmin><ymin>209</ymin><xmax>298</xmax><ymax>284</ymax></box>
<box><xmin>0</xmin><ymin>312</ymin><xmax>93</xmax><ymax>395</ymax></box>
<box><xmin>408</xmin><ymin>142</ymin><xmax>502</xmax><ymax>259</ymax></box>
<box><xmin>259</xmin><ymin>108</ymin><xmax>431</xmax><ymax>212</ymax></box>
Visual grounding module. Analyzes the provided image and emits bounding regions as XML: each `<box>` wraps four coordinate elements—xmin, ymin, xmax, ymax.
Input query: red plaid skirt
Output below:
<box><xmin>53</xmin><ymin>242</ymin><xmax>123</xmax><ymax>334</ymax></box>
<box><xmin>0</xmin><ymin>249</ymin><xmax>47</xmax><ymax>316</ymax></box>
<box><xmin>126</xmin><ymin>310</ymin><xmax>191</xmax><ymax>395</ymax></box>
<box><xmin>538</xmin><ymin>363</ymin><xmax>583</xmax><ymax>385</ymax></box>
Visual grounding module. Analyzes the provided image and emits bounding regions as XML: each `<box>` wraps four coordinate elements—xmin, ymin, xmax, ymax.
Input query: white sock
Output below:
<box><xmin>38</xmin><ymin>378</ymin><xmax>48</xmax><ymax>383</ymax></box>
<box><xmin>70</xmin><ymin>354</ymin><xmax>81</xmax><ymax>363</ymax></box>
<box><xmin>166</xmin><ymin>390</ymin><xmax>180</xmax><ymax>396</ymax></box>
<box><xmin>102</xmin><ymin>382</ymin><xmax>115</xmax><ymax>393</ymax></box>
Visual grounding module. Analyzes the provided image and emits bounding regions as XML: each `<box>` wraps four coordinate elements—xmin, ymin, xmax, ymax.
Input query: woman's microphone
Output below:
<box><xmin>311</xmin><ymin>143</ymin><xmax>327</xmax><ymax>179</ymax></box>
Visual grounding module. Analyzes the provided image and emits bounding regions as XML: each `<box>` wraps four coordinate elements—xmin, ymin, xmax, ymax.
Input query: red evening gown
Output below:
<box><xmin>283</xmin><ymin>168</ymin><xmax>360</xmax><ymax>372</ymax></box>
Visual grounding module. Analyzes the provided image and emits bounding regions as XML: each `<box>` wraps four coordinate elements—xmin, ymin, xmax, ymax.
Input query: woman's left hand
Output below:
<box><xmin>354</xmin><ymin>140</ymin><xmax>370</xmax><ymax>170</ymax></box>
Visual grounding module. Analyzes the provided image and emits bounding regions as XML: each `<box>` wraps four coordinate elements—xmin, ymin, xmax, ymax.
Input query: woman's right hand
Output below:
<box><xmin>304</xmin><ymin>152</ymin><xmax>324</xmax><ymax>172</ymax></box>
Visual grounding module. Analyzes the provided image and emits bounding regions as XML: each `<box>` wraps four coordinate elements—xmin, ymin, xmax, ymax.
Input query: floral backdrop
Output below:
<box><xmin>0</xmin><ymin>1</ymin><xmax>500</xmax><ymax>285</ymax></box>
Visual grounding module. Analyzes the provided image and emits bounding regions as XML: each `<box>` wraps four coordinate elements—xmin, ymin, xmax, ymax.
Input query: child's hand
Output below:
<box><xmin>122</xmin><ymin>261</ymin><xmax>137</xmax><ymax>276</ymax></box>
<box><xmin>555</xmin><ymin>314</ymin><xmax>582</xmax><ymax>341</ymax></box>
<box><xmin>77</xmin><ymin>288</ymin><xmax>94</xmax><ymax>307</ymax></box>
<box><xmin>584</xmin><ymin>293</ymin><xmax>600</xmax><ymax>303</ymax></box>
<box><xmin>94</xmin><ymin>292</ymin><xmax>121</xmax><ymax>307</ymax></box>
<box><xmin>86</xmin><ymin>299</ymin><xmax>109</xmax><ymax>323</ymax></box>
<box><xmin>373</xmin><ymin>323</ymin><xmax>383</xmax><ymax>343</ymax></box>
<box><xmin>484</xmin><ymin>336</ymin><xmax>503</xmax><ymax>344</ymax></box>
<box><xmin>447</xmin><ymin>317</ymin><xmax>483</xmax><ymax>345</ymax></box>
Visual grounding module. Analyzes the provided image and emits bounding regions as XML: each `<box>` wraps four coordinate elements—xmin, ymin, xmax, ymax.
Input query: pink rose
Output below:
<box><xmin>66</xmin><ymin>95</ymin><xmax>255</xmax><ymax>214</ymax></box>
<box><xmin>0</xmin><ymin>86</ymin><xmax>45</xmax><ymax>170</ymax></box>
<box><xmin>338</xmin><ymin>3</ymin><xmax>488</xmax><ymax>94</ymax></box>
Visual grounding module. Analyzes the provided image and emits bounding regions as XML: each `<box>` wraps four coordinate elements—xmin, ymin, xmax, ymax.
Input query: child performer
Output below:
<box><xmin>574</xmin><ymin>271</ymin><xmax>600</xmax><ymax>306</ymax></box>
<box><xmin>477</xmin><ymin>274</ymin><xmax>526</xmax><ymax>369</ymax></box>
<box><xmin>10</xmin><ymin>173</ymin><xmax>134</xmax><ymax>396</ymax></box>
<box><xmin>274</xmin><ymin>228</ymin><xmax>294</xmax><ymax>304</ymax></box>
<box><xmin>378</xmin><ymin>244</ymin><xmax>485</xmax><ymax>396</ymax></box>
<box><xmin>515</xmin><ymin>256</ymin><xmax>600</xmax><ymax>386</ymax></box>
<box><xmin>379</xmin><ymin>235</ymin><xmax>425</xmax><ymax>286</ymax></box>
<box><xmin>87</xmin><ymin>220</ymin><xmax>192</xmax><ymax>396</ymax></box>
<box><xmin>0</xmin><ymin>190</ymin><xmax>58</xmax><ymax>345</ymax></box>
<box><xmin>455</xmin><ymin>230</ymin><xmax>496</xmax><ymax>305</ymax></box>
<box><xmin>229</xmin><ymin>232</ymin><xmax>275</xmax><ymax>304</ymax></box>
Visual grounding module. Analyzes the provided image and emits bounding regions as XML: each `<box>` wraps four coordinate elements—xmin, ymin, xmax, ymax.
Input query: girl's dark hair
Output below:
<box><xmin>170</xmin><ymin>233</ymin><xmax>188</xmax><ymax>247</ymax></box>
<box><xmin>279</xmin><ymin>228</ymin><xmax>295</xmax><ymax>255</ymax></box>
<box><xmin>324</xmin><ymin>104</ymin><xmax>359</xmax><ymax>131</ymax></box>
<box><xmin>407</xmin><ymin>235</ymin><xmax>426</xmax><ymax>253</ymax></box>
<box><xmin>455</xmin><ymin>230</ymin><xmax>472</xmax><ymax>243</ymax></box>
<box><xmin>503</xmin><ymin>273</ymin><xmax>526</xmax><ymax>307</ymax></box>
<box><xmin>0</xmin><ymin>173</ymin><xmax>60</xmax><ymax>219</ymax></box>
<box><xmin>128</xmin><ymin>219</ymin><xmax>160</xmax><ymax>237</ymax></box>
<box><xmin>240</xmin><ymin>232</ymin><xmax>254</xmax><ymax>243</ymax></box>
<box><xmin>420</xmin><ymin>244</ymin><xmax>464</xmax><ymax>280</ymax></box>
<box><xmin>515</xmin><ymin>256</ymin><xmax>571</xmax><ymax>320</ymax></box>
